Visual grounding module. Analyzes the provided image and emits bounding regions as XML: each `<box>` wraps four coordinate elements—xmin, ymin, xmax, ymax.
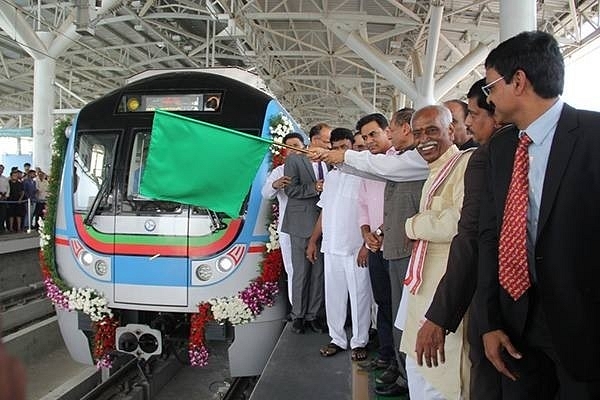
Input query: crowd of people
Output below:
<box><xmin>262</xmin><ymin>30</ymin><xmax>600</xmax><ymax>399</ymax></box>
<box><xmin>3</xmin><ymin>29</ymin><xmax>599</xmax><ymax>400</ymax></box>
<box><xmin>0</xmin><ymin>162</ymin><xmax>48</xmax><ymax>234</ymax></box>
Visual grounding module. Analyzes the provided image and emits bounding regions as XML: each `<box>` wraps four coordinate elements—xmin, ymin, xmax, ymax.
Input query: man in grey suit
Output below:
<box><xmin>282</xmin><ymin>123</ymin><xmax>331</xmax><ymax>334</ymax></box>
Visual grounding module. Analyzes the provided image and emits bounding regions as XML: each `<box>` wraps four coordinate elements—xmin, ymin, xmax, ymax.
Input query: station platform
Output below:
<box><xmin>250</xmin><ymin>321</ymin><xmax>412</xmax><ymax>400</ymax></box>
<box><xmin>0</xmin><ymin>230</ymin><xmax>39</xmax><ymax>254</ymax></box>
<box><xmin>250</xmin><ymin>322</ymin><xmax>359</xmax><ymax>400</ymax></box>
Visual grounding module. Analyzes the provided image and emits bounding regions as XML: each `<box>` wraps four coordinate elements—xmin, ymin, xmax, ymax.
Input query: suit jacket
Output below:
<box><xmin>281</xmin><ymin>153</ymin><xmax>322</xmax><ymax>238</ymax></box>
<box><xmin>475</xmin><ymin>104</ymin><xmax>600</xmax><ymax>381</ymax></box>
<box><xmin>426</xmin><ymin>125</ymin><xmax>517</xmax><ymax>332</ymax></box>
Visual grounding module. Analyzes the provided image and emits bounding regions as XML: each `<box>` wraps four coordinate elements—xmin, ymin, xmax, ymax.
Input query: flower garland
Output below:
<box><xmin>187</xmin><ymin>112</ymin><xmax>292</xmax><ymax>367</ymax></box>
<box><xmin>41</xmin><ymin>114</ymin><xmax>292</xmax><ymax>369</ymax></box>
<box><xmin>39</xmin><ymin>119</ymin><xmax>118</xmax><ymax>369</ymax></box>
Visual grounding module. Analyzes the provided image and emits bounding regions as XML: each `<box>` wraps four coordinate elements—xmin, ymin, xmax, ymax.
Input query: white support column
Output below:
<box><xmin>328</xmin><ymin>22</ymin><xmax>419</xmax><ymax>101</ymax></box>
<box><xmin>420</xmin><ymin>1</ymin><xmax>444</xmax><ymax>107</ymax></box>
<box><xmin>346</xmin><ymin>88</ymin><xmax>384</xmax><ymax>115</ymax></box>
<box><xmin>434</xmin><ymin>42</ymin><xmax>490</xmax><ymax>100</ymax></box>
<box><xmin>33</xmin><ymin>32</ymin><xmax>56</xmax><ymax>172</ymax></box>
<box><xmin>500</xmin><ymin>0</ymin><xmax>537</xmax><ymax>41</ymax></box>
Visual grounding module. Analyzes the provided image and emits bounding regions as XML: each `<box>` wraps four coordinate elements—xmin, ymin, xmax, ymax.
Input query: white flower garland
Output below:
<box><xmin>265</xmin><ymin>222</ymin><xmax>280</xmax><ymax>252</ymax></box>
<box><xmin>209</xmin><ymin>296</ymin><xmax>253</xmax><ymax>325</ymax></box>
<box><xmin>269</xmin><ymin>114</ymin><xmax>294</xmax><ymax>155</ymax></box>
<box><xmin>65</xmin><ymin>287</ymin><xmax>113</xmax><ymax>322</ymax></box>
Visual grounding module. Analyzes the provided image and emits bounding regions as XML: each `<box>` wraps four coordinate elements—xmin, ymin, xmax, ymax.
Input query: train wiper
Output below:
<box><xmin>84</xmin><ymin>176</ymin><xmax>111</xmax><ymax>226</ymax></box>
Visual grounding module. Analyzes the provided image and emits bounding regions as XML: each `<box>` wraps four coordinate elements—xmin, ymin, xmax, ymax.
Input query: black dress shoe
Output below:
<box><xmin>357</xmin><ymin>356</ymin><xmax>390</xmax><ymax>372</ymax></box>
<box><xmin>291</xmin><ymin>318</ymin><xmax>305</xmax><ymax>334</ymax></box>
<box><xmin>375</xmin><ymin>365</ymin><xmax>400</xmax><ymax>384</ymax></box>
<box><xmin>306</xmin><ymin>318</ymin><xmax>327</xmax><ymax>333</ymax></box>
<box><xmin>374</xmin><ymin>382</ymin><xmax>408</xmax><ymax>397</ymax></box>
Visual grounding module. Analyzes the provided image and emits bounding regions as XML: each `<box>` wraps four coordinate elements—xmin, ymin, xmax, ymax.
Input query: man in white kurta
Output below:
<box><xmin>398</xmin><ymin>105</ymin><xmax>473</xmax><ymax>400</ymax></box>
<box><xmin>261</xmin><ymin>132</ymin><xmax>306</xmax><ymax>304</ymax></box>
<box><xmin>307</xmin><ymin>128</ymin><xmax>372</xmax><ymax>355</ymax></box>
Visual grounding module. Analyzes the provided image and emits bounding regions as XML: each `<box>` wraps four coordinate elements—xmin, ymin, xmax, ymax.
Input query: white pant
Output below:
<box><xmin>406</xmin><ymin>356</ymin><xmax>449</xmax><ymax>400</ymax></box>
<box><xmin>324</xmin><ymin>251</ymin><xmax>372</xmax><ymax>349</ymax></box>
<box><xmin>278</xmin><ymin>231</ymin><xmax>293</xmax><ymax>304</ymax></box>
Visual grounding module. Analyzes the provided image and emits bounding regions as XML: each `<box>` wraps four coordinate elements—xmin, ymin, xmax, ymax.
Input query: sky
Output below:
<box><xmin>563</xmin><ymin>35</ymin><xmax>600</xmax><ymax>111</ymax></box>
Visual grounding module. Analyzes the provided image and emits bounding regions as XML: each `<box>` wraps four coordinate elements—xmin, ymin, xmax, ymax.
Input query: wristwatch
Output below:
<box><xmin>375</xmin><ymin>228</ymin><xmax>384</xmax><ymax>237</ymax></box>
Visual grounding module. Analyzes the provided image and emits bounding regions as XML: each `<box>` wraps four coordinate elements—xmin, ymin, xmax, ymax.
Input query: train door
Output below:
<box><xmin>113</xmin><ymin>130</ymin><xmax>190</xmax><ymax>307</ymax></box>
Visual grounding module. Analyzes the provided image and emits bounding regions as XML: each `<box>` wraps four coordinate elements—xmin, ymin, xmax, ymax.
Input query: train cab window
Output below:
<box><xmin>73</xmin><ymin>133</ymin><xmax>118</xmax><ymax>214</ymax></box>
<box><xmin>128</xmin><ymin>131</ymin><xmax>150</xmax><ymax>199</ymax></box>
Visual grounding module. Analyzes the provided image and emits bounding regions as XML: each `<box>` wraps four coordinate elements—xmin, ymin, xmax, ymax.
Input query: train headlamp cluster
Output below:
<box><xmin>115</xmin><ymin>324</ymin><xmax>162</xmax><ymax>360</ymax></box>
<box><xmin>193</xmin><ymin>255</ymin><xmax>237</xmax><ymax>284</ymax></box>
<box><xmin>76</xmin><ymin>248</ymin><xmax>110</xmax><ymax>280</ymax></box>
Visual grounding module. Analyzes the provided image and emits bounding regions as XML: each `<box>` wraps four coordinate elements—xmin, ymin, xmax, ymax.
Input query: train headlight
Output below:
<box><xmin>94</xmin><ymin>260</ymin><xmax>108</xmax><ymax>276</ymax></box>
<box><xmin>195</xmin><ymin>264</ymin><xmax>213</xmax><ymax>281</ymax></box>
<box><xmin>80</xmin><ymin>251</ymin><xmax>93</xmax><ymax>266</ymax></box>
<box><xmin>216</xmin><ymin>256</ymin><xmax>234</xmax><ymax>273</ymax></box>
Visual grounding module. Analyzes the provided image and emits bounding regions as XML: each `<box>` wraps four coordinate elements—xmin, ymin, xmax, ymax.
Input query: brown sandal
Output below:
<box><xmin>320</xmin><ymin>343</ymin><xmax>344</xmax><ymax>357</ymax></box>
<box><xmin>351</xmin><ymin>347</ymin><xmax>368</xmax><ymax>361</ymax></box>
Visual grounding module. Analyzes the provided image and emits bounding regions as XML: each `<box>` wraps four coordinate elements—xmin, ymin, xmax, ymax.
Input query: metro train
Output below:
<box><xmin>53</xmin><ymin>68</ymin><xmax>298</xmax><ymax>376</ymax></box>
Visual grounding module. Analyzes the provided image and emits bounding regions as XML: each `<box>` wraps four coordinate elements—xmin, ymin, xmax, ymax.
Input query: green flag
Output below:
<box><xmin>140</xmin><ymin>110</ymin><xmax>272</xmax><ymax>217</ymax></box>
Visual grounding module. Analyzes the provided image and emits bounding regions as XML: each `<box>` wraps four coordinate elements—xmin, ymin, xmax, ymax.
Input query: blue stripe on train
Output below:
<box><xmin>114</xmin><ymin>255</ymin><xmax>187</xmax><ymax>286</ymax></box>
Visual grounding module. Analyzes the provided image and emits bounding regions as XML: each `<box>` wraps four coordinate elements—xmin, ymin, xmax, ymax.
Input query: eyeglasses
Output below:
<box><xmin>481</xmin><ymin>76</ymin><xmax>505</xmax><ymax>97</ymax></box>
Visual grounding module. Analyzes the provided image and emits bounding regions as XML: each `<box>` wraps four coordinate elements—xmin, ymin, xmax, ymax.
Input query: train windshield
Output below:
<box><xmin>73</xmin><ymin>132</ymin><xmax>118</xmax><ymax>215</ymax></box>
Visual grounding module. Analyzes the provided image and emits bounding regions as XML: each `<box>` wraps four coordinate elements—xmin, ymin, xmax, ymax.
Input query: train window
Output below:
<box><xmin>73</xmin><ymin>133</ymin><xmax>118</xmax><ymax>213</ymax></box>
<box><xmin>128</xmin><ymin>131</ymin><xmax>150</xmax><ymax>199</ymax></box>
<box><xmin>119</xmin><ymin>93</ymin><xmax>222</xmax><ymax>113</ymax></box>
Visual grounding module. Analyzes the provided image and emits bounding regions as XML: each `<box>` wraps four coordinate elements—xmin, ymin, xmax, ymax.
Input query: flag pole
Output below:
<box><xmin>271</xmin><ymin>141</ymin><xmax>311</xmax><ymax>154</ymax></box>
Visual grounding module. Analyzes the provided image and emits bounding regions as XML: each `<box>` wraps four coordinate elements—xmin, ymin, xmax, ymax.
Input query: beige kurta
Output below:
<box><xmin>400</xmin><ymin>145</ymin><xmax>472</xmax><ymax>400</ymax></box>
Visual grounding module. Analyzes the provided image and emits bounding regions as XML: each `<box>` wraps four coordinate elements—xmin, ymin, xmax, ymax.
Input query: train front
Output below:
<box><xmin>50</xmin><ymin>70</ymin><xmax>291</xmax><ymax>376</ymax></box>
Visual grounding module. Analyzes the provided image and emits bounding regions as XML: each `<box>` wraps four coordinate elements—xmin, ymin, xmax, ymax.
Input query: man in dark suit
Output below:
<box><xmin>475</xmin><ymin>30</ymin><xmax>600</xmax><ymax>399</ymax></box>
<box><xmin>282</xmin><ymin>123</ymin><xmax>331</xmax><ymax>334</ymax></box>
<box><xmin>415</xmin><ymin>79</ymin><xmax>515</xmax><ymax>400</ymax></box>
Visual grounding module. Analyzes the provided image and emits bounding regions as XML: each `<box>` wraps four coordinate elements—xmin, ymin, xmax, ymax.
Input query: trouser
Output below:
<box><xmin>324</xmin><ymin>251</ymin><xmax>372</xmax><ymax>349</ymax></box>
<box><xmin>33</xmin><ymin>200</ymin><xmax>46</xmax><ymax>228</ymax></box>
<box><xmin>389</xmin><ymin>257</ymin><xmax>410</xmax><ymax>384</ymax></box>
<box><xmin>289</xmin><ymin>235</ymin><xmax>324</xmax><ymax>321</ymax></box>
<box><xmin>0</xmin><ymin>202</ymin><xmax>6</xmax><ymax>232</ymax></box>
<box><xmin>368</xmin><ymin>250</ymin><xmax>395</xmax><ymax>363</ymax></box>
<box><xmin>278</xmin><ymin>231</ymin><xmax>293</xmax><ymax>305</ymax></box>
<box><xmin>468</xmin><ymin>307</ymin><xmax>501</xmax><ymax>400</ymax></box>
<box><xmin>500</xmin><ymin>290</ymin><xmax>600</xmax><ymax>399</ymax></box>
<box><xmin>406</xmin><ymin>356</ymin><xmax>448</xmax><ymax>400</ymax></box>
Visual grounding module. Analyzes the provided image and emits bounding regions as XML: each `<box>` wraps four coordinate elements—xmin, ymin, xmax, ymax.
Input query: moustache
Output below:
<box><xmin>417</xmin><ymin>141</ymin><xmax>437</xmax><ymax>151</ymax></box>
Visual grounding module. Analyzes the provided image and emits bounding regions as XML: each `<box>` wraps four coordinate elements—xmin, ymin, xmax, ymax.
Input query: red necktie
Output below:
<box><xmin>498</xmin><ymin>133</ymin><xmax>532</xmax><ymax>300</ymax></box>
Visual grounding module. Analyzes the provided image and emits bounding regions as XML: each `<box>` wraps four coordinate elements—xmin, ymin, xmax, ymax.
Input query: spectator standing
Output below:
<box><xmin>398</xmin><ymin>105</ymin><xmax>473</xmax><ymax>399</ymax></box>
<box><xmin>476</xmin><ymin>30</ymin><xmax>600</xmax><ymax>399</ymax></box>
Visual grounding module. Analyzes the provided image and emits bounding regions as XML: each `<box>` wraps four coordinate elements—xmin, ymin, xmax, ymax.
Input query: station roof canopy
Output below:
<box><xmin>0</xmin><ymin>0</ymin><xmax>597</xmax><ymax>128</ymax></box>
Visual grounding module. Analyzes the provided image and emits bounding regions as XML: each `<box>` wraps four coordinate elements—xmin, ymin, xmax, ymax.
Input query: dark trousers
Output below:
<box><xmin>389</xmin><ymin>257</ymin><xmax>409</xmax><ymax>383</ymax></box>
<box><xmin>0</xmin><ymin>202</ymin><xmax>6</xmax><ymax>232</ymax></box>
<box><xmin>468</xmin><ymin>314</ymin><xmax>502</xmax><ymax>400</ymax></box>
<box><xmin>500</xmin><ymin>290</ymin><xmax>600</xmax><ymax>399</ymax></box>
<box><xmin>289</xmin><ymin>235</ymin><xmax>324</xmax><ymax>321</ymax></box>
<box><xmin>33</xmin><ymin>201</ymin><xmax>46</xmax><ymax>228</ymax></box>
<box><xmin>368</xmin><ymin>250</ymin><xmax>395</xmax><ymax>363</ymax></box>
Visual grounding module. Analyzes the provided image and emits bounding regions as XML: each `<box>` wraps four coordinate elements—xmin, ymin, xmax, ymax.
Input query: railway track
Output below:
<box><xmin>2</xmin><ymin>281</ymin><xmax>259</xmax><ymax>400</ymax></box>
